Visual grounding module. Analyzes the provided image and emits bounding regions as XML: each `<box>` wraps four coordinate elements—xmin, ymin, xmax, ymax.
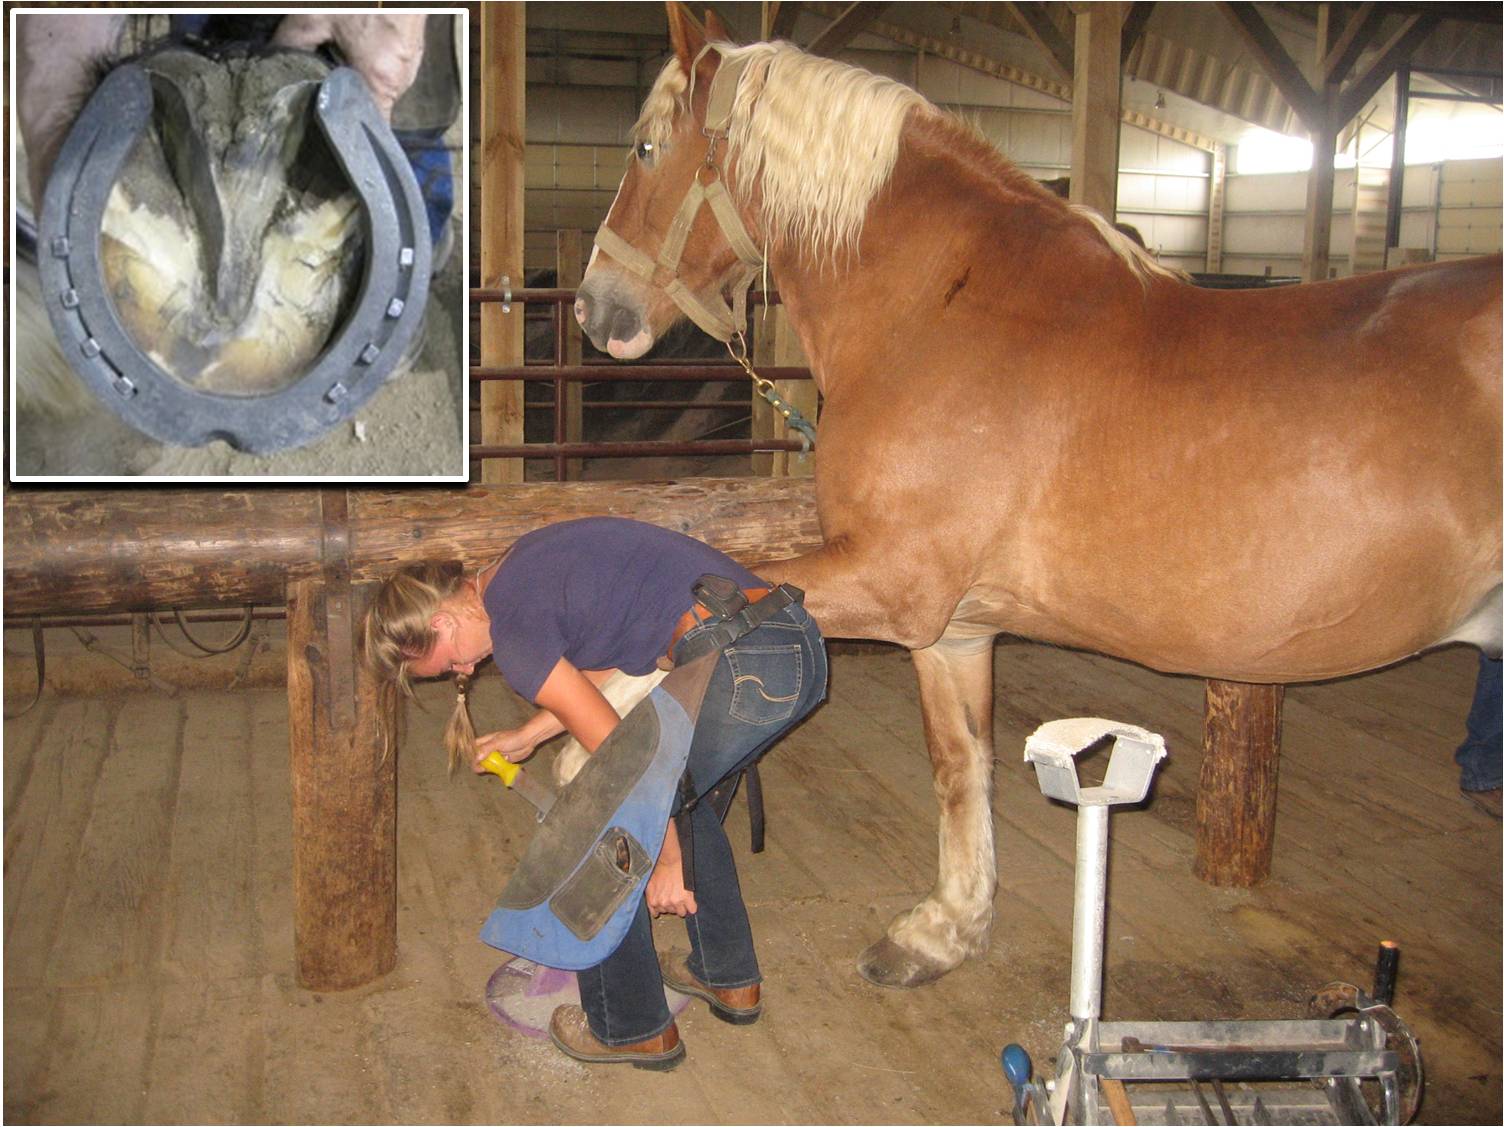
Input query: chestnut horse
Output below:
<box><xmin>575</xmin><ymin>11</ymin><xmax>1503</xmax><ymax>988</ymax></box>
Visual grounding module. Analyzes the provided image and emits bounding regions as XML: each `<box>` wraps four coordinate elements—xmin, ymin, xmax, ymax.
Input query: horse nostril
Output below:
<box><xmin>574</xmin><ymin>296</ymin><xmax>589</xmax><ymax>327</ymax></box>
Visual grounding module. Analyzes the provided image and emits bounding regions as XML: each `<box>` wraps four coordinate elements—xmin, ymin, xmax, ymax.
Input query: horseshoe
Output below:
<box><xmin>37</xmin><ymin>62</ymin><xmax>432</xmax><ymax>454</ymax></box>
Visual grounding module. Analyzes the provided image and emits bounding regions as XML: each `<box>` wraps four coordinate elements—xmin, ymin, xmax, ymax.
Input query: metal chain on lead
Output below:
<box><xmin>727</xmin><ymin>331</ymin><xmax>817</xmax><ymax>451</ymax></box>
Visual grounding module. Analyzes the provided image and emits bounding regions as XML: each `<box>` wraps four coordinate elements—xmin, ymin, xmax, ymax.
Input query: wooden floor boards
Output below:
<box><xmin>4</xmin><ymin>642</ymin><xmax>1499</xmax><ymax>1124</ymax></box>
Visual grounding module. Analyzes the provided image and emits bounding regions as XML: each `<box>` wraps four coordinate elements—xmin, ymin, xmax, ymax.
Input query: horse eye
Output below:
<box><xmin>634</xmin><ymin>140</ymin><xmax>656</xmax><ymax>165</ymax></box>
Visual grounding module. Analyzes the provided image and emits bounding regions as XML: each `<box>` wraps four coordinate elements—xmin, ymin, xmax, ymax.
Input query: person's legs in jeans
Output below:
<box><xmin>1456</xmin><ymin>653</ymin><xmax>1502</xmax><ymax>794</ymax></box>
<box><xmin>683</xmin><ymin>795</ymin><xmax>760</xmax><ymax>989</ymax></box>
<box><xmin>575</xmin><ymin>899</ymin><xmax>673</xmax><ymax>1045</ymax></box>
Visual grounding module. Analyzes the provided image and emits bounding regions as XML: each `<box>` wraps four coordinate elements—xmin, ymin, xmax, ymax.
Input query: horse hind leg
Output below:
<box><xmin>859</xmin><ymin>630</ymin><xmax>998</xmax><ymax>988</ymax></box>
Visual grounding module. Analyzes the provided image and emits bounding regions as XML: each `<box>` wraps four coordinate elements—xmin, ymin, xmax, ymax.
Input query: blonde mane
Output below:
<box><xmin>635</xmin><ymin>41</ymin><xmax>929</xmax><ymax>260</ymax></box>
<box><xmin>1069</xmin><ymin>204</ymin><xmax>1185</xmax><ymax>283</ymax></box>
<box><xmin>633</xmin><ymin>40</ymin><xmax>1180</xmax><ymax>282</ymax></box>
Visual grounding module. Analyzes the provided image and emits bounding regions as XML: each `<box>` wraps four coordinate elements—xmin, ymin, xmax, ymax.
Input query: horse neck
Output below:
<box><xmin>762</xmin><ymin>115</ymin><xmax>1133</xmax><ymax>391</ymax></box>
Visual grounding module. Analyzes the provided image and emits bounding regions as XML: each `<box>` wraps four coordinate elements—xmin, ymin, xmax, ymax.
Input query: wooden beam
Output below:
<box><xmin>1321</xmin><ymin>2</ymin><xmax>1385</xmax><ymax>87</ymax></box>
<box><xmin>1217</xmin><ymin>1</ymin><xmax>1320</xmax><ymax>126</ymax></box>
<box><xmin>1069</xmin><ymin>2</ymin><xmax>1125</xmax><ymax>220</ymax></box>
<box><xmin>806</xmin><ymin>1</ymin><xmax>889</xmax><ymax>56</ymax></box>
<box><xmin>1003</xmin><ymin>1</ymin><xmax>1075</xmax><ymax>84</ymax></box>
<box><xmin>1194</xmin><ymin>681</ymin><xmax>1284</xmax><ymax>886</ymax></box>
<box><xmin>764</xmin><ymin>0</ymin><xmax>802</xmax><ymax>41</ymax></box>
<box><xmin>480</xmin><ymin>3</ymin><xmax>526</xmax><ymax>484</ymax></box>
<box><xmin>1120</xmin><ymin>0</ymin><xmax>1155</xmax><ymax>66</ymax></box>
<box><xmin>814</xmin><ymin>3</ymin><xmax>1219</xmax><ymax>151</ymax></box>
<box><xmin>1337</xmin><ymin>13</ymin><xmax>1439</xmax><ymax>125</ymax></box>
<box><xmin>2</xmin><ymin>480</ymin><xmax>823</xmax><ymax>618</ymax></box>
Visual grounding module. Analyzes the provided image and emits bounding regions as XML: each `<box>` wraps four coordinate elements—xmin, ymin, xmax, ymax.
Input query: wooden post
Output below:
<box><xmin>556</xmin><ymin>228</ymin><xmax>584</xmax><ymax>481</ymax></box>
<box><xmin>480</xmin><ymin>3</ymin><xmax>526</xmax><ymax>483</ymax></box>
<box><xmin>1194</xmin><ymin>680</ymin><xmax>1284</xmax><ymax>886</ymax></box>
<box><xmin>1302</xmin><ymin>103</ymin><xmax>1339</xmax><ymax>281</ymax></box>
<box><xmin>1069</xmin><ymin>2</ymin><xmax>1125</xmax><ymax>220</ymax></box>
<box><xmin>1205</xmin><ymin>142</ymin><xmax>1226</xmax><ymax>274</ymax></box>
<box><xmin>286</xmin><ymin>491</ymin><xmax>399</xmax><ymax>989</ymax></box>
<box><xmin>1302</xmin><ymin>3</ymin><xmax>1337</xmax><ymax>282</ymax></box>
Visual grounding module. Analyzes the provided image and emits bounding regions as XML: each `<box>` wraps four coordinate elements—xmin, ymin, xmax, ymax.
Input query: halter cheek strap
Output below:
<box><xmin>593</xmin><ymin>48</ymin><xmax>763</xmax><ymax>342</ymax></box>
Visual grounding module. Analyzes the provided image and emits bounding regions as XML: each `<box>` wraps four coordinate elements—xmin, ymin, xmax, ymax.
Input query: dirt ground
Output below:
<box><xmin>3</xmin><ymin>636</ymin><xmax>1500</xmax><ymax>1124</ymax></box>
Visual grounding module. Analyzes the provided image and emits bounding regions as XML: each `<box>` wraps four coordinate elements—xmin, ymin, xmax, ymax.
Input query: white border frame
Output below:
<box><xmin>7</xmin><ymin>5</ymin><xmax>471</xmax><ymax>484</ymax></box>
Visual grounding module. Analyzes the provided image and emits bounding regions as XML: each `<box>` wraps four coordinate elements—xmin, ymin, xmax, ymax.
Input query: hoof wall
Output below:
<box><xmin>856</xmin><ymin>936</ymin><xmax>951</xmax><ymax>988</ymax></box>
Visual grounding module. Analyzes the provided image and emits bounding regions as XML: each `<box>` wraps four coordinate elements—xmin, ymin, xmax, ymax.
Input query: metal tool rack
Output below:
<box><xmin>1001</xmin><ymin>719</ymin><xmax>1422</xmax><ymax>1126</ymax></box>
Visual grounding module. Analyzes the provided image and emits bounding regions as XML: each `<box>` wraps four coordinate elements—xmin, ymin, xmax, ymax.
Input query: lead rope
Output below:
<box><xmin>727</xmin><ymin>331</ymin><xmax>816</xmax><ymax>451</ymax></box>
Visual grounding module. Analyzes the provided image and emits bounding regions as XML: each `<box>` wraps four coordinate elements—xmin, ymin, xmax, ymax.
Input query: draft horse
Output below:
<box><xmin>576</xmin><ymin>10</ymin><xmax>1503</xmax><ymax>988</ymax></box>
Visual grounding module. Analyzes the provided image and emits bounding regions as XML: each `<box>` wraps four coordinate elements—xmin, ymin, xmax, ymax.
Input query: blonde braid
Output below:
<box><xmin>443</xmin><ymin>673</ymin><xmax>477</xmax><ymax>775</ymax></box>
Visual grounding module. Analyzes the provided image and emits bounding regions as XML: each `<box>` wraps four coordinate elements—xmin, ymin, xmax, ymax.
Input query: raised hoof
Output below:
<box><xmin>856</xmin><ymin>936</ymin><xmax>953</xmax><ymax>988</ymax></box>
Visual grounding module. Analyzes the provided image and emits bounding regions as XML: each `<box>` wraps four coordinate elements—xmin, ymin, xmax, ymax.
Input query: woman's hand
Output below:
<box><xmin>473</xmin><ymin>727</ymin><xmax>537</xmax><ymax>771</ymax></box>
<box><xmin>646</xmin><ymin>856</ymin><xmax>698</xmax><ymax>918</ymax></box>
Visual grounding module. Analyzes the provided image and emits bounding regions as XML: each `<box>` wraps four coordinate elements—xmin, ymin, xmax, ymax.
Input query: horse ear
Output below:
<box><xmin>704</xmin><ymin>9</ymin><xmax>736</xmax><ymax>44</ymax></box>
<box><xmin>666</xmin><ymin>2</ymin><xmax>708</xmax><ymax>74</ymax></box>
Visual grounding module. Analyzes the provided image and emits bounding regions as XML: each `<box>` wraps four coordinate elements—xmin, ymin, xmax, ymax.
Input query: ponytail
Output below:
<box><xmin>443</xmin><ymin>674</ymin><xmax>477</xmax><ymax>774</ymax></box>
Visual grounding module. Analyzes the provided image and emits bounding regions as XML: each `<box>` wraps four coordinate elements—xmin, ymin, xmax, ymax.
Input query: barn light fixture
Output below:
<box><xmin>1154</xmin><ymin>89</ymin><xmax>1166</xmax><ymax>110</ymax></box>
<box><xmin>38</xmin><ymin>60</ymin><xmax>433</xmax><ymax>454</ymax></box>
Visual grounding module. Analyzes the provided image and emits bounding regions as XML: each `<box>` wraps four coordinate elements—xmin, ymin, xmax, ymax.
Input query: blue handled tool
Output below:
<box><xmin>1001</xmin><ymin>1043</ymin><xmax>1050</xmax><ymax>1125</ymax></box>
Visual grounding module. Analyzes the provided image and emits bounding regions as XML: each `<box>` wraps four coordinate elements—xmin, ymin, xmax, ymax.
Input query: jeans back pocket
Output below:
<box><xmin>725</xmin><ymin>643</ymin><xmax>804</xmax><ymax>725</ymax></box>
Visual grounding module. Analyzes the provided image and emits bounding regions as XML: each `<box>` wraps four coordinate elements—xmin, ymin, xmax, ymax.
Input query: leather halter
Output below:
<box><xmin>592</xmin><ymin>47</ymin><xmax>764</xmax><ymax>342</ymax></box>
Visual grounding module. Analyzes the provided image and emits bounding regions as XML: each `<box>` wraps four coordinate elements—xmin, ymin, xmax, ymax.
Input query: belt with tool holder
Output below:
<box><xmin>670</xmin><ymin>574</ymin><xmax>804</xmax><ymax>892</ymax></box>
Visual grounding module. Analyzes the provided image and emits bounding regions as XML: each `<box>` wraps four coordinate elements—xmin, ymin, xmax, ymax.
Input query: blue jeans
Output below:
<box><xmin>576</xmin><ymin>602</ymin><xmax>827</xmax><ymax>1045</ymax></box>
<box><xmin>1455</xmin><ymin>653</ymin><xmax>1502</xmax><ymax>792</ymax></box>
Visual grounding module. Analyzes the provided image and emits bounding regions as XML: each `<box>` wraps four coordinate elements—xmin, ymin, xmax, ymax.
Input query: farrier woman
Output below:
<box><xmin>363</xmin><ymin>516</ymin><xmax>826</xmax><ymax>1070</ymax></box>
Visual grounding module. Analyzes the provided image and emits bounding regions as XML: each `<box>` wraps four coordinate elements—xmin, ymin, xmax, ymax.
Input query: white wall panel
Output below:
<box><xmin>1224</xmin><ymin>172</ymin><xmax>1306</xmax><ymax>212</ymax></box>
<box><xmin>527</xmin><ymin>84</ymin><xmax>639</xmax><ymax>146</ymax></box>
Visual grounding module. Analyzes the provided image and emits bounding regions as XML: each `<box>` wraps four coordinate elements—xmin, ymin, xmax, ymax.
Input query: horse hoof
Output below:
<box><xmin>856</xmin><ymin>936</ymin><xmax>951</xmax><ymax>988</ymax></box>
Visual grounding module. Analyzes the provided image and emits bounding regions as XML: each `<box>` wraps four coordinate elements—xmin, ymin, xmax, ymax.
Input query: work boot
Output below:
<box><xmin>548</xmin><ymin>1005</ymin><xmax>685</xmax><ymax>1071</ymax></box>
<box><xmin>658</xmin><ymin>950</ymin><xmax>762</xmax><ymax>1025</ymax></box>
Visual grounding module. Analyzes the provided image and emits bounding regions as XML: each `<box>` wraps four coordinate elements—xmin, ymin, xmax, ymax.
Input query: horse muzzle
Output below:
<box><xmin>575</xmin><ymin>274</ymin><xmax>654</xmax><ymax>359</ymax></box>
<box><xmin>37</xmin><ymin>48</ymin><xmax>432</xmax><ymax>453</ymax></box>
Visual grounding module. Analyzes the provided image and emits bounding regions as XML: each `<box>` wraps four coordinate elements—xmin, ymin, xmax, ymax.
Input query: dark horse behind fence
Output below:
<box><xmin>575</xmin><ymin>7</ymin><xmax>1503</xmax><ymax>988</ymax></box>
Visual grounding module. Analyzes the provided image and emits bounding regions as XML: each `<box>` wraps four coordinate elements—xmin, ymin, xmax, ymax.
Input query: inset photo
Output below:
<box><xmin>9</xmin><ymin>8</ymin><xmax>468</xmax><ymax>481</ymax></box>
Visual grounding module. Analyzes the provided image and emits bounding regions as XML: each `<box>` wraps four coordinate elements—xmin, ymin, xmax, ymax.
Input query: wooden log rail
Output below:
<box><xmin>4</xmin><ymin>480</ymin><xmax>821</xmax><ymax>990</ymax></box>
<box><xmin>3</xmin><ymin>480</ymin><xmax>1281</xmax><ymax>986</ymax></box>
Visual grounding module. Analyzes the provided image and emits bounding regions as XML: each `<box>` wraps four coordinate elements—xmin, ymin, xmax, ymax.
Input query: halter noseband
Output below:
<box><xmin>592</xmin><ymin>47</ymin><xmax>763</xmax><ymax>342</ymax></box>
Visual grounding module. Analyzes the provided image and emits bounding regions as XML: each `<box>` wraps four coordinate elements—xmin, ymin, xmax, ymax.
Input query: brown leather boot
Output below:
<box><xmin>658</xmin><ymin>950</ymin><xmax>762</xmax><ymax>1025</ymax></box>
<box><xmin>548</xmin><ymin>1005</ymin><xmax>685</xmax><ymax>1071</ymax></box>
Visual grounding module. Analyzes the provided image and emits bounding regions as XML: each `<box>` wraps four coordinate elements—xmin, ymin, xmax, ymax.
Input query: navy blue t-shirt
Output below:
<box><xmin>483</xmin><ymin>517</ymin><xmax>763</xmax><ymax>702</ymax></box>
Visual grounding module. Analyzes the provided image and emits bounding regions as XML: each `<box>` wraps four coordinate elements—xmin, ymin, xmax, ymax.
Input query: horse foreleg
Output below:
<box><xmin>859</xmin><ymin>630</ymin><xmax>998</xmax><ymax>987</ymax></box>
